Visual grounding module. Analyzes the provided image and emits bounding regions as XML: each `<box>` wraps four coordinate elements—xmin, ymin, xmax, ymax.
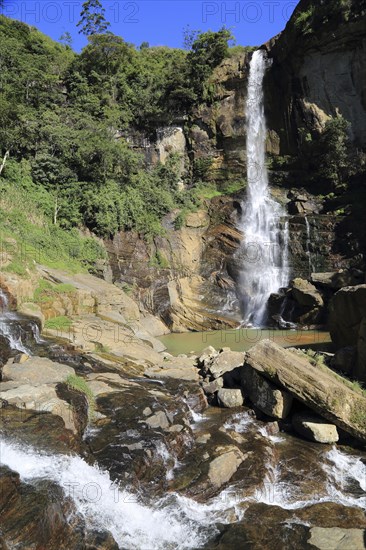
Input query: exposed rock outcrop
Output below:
<box><xmin>245</xmin><ymin>340</ymin><xmax>366</xmax><ymax>442</ymax></box>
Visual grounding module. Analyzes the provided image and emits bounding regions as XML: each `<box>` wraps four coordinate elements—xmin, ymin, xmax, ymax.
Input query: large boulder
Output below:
<box><xmin>291</xmin><ymin>278</ymin><xmax>324</xmax><ymax>308</ymax></box>
<box><xmin>329</xmin><ymin>284</ymin><xmax>366</xmax><ymax>380</ymax></box>
<box><xmin>292</xmin><ymin>413</ymin><xmax>339</xmax><ymax>444</ymax></box>
<box><xmin>0</xmin><ymin>384</ymin><xmax>75</xmax><ymax>432</ymax></box>
<box><xmin>241</xmin><ymin>366</ymin><xmax>293</xmax><ymax>419</ymax></box>
<box><xmin>245</xmin><ymin>340</ymin><xmax>366</xmax><ymax>442</ymax></box>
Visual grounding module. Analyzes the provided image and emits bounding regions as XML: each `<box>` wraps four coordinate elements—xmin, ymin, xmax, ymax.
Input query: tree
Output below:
<box><xmin>313</xmin><ymin>115</ymin><xmax>350</xmax><ymax>189</ymax></box>
<box><xmin>77</xmin><ymin>0</ymin><xmax>110</xmax><ymax>36</ymax></box>
<box><xmin>60</xmin><ymin>31</ymin><xmax>73</xmax><ymax>48</ymax></box>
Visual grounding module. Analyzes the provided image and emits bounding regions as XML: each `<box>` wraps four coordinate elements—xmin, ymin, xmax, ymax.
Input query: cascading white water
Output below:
<box><xmin>238</xmin><ymin>50</ymin><xmax>290</xmax><ymax>326</ymax></box>
<box><xmin>0</xmin><ymin>439</ymin><xmax>214</xmax><ymax>550</ymax></box>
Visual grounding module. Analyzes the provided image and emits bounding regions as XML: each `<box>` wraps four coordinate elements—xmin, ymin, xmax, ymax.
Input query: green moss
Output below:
<box><xmin>44</xmin><ymin>316</ymin><xmax>73</xmax><ymax>331</ymax></box>
<box><xmin>65</xmin><ymin>374</ymin><xmax>95</xmax><ymax>420</ymax></box>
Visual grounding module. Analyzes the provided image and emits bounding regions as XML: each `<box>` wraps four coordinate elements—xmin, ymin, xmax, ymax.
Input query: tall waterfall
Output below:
<box><xmin>238</xmin><ymin>50</ymin><xmax>290</xmax><ymax>326</ymax></box>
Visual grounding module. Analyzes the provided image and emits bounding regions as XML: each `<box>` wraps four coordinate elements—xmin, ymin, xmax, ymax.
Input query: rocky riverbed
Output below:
<box><xmin>0</xmin><ymin>269</ymin><xmax>365</xmax><ymax>549</ymax></box>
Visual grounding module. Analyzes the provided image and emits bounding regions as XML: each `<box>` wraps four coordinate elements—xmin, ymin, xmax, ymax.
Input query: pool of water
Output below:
<box><xmin>159</xmin><ymin>328</ymin><xmax>332</xmax><ymax>356</ymax></box>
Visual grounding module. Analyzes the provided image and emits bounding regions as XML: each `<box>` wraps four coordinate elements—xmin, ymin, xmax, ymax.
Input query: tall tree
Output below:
<box><xmin>77</xmin><ymin>0</ymin><xmax>110</xmax><ymax>36</ymax></box>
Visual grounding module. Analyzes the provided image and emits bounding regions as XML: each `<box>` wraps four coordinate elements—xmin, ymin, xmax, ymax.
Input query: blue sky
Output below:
<box><xmin>1</xmin><ymin>0</ymin><xmax>299</xmax><ymax>51</ymax></box>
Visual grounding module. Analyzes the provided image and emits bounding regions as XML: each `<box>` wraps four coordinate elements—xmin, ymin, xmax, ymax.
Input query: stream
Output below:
<box><xmin>0</xmin><ymin>297</ymin><xmax>365</xmax><ymax>548</ymax></box>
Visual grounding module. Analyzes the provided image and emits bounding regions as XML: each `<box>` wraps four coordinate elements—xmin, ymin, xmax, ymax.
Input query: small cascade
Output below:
<box><xmin>237</xmin><ymin>50</ymin><xmax>290</xmax><ymax>327</ymax></box>
<box><xmin>0</xmin><ymin>287</ymin><xmax>42</xmax><ymax>355</ymax></box>
<box><xmin>304</xmin><ymin>215</ymin><xmax>315</xmax><ymax>276</ymax></box>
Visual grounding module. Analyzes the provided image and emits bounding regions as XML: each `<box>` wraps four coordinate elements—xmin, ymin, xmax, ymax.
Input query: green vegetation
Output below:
<box><xmin>294</xmin><ymin>6</ymin><xmax>315</xmax><ymax>34</ymax></box>
<box><xmin>0</xmin><ymin>15</ymin><xmax>236</xmax><ymax>242</ymax></box>
<box><xmin>33</xmin><ymin>280</ymin><xmax>76</xmax><ymax>304</ymax></box>
<box><xmin>351</xmin><ymin>405</ymin><xmax>366</xmax><ymax>430</ymax></box>
<box><xmin>44</xmin><ymin>316</ymin><xmax>73</xmax><ymax>331</ymax></box>
<box><xmin>77</xmin><ymin>0</ymin><xmax>110</xmax><ymax>36</ymax></box>
<box><xmin>65</xmin><ymin>374</ymin><xmax>95</xmax><ymax>420</ymax></box>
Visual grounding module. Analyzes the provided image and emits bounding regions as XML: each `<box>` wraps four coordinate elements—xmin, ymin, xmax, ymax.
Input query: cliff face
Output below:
<box><xmin>109</xmin><ymin>0</ymin><xmax>366</xmax><ymax>331</ymax></box>
<box><xmin>265</xmin><ymin>0</ymin><xmax>366</xmax><ymax>154</ymax></box>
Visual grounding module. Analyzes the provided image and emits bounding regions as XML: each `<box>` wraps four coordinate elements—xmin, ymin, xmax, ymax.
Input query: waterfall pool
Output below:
<box><xmin>159</xmin><ymin>329</ymin><xmax>332</xmax><ymax>356</ymax></box>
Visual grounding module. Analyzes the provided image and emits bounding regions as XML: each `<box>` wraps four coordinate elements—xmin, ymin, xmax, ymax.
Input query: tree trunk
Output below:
<box><xmin>0</xmin><ymin>150</ymin><xmax>9</xmax><ymax>176</ymax></box>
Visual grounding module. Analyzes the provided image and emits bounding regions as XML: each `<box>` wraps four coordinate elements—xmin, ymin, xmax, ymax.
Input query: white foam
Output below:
<box><xmin>0</xmin><ymin>439</ymin><xmax>213</xmax><ymax>549</ymax></box>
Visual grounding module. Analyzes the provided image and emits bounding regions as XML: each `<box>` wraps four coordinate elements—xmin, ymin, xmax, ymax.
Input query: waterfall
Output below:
<box><xmin>0</xmin><ymin>288</ymin><xmax>40</xmax><ymax>354</ymax></box>
<box><xmin>238</xmin><ymin>50</ymin><xmax>290</xmax><ymax>326</ymax></box>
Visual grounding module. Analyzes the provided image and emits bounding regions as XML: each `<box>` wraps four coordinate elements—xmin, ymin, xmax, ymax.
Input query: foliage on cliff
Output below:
<box><xmin>0</xmin><ymin>15</ymin><xmax>232</xmax><ymax>238</ymax></box>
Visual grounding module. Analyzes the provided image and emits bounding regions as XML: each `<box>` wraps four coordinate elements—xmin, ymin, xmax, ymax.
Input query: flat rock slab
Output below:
<box><xmin>2</xmin><ymin>357</ymin><xmax>75</xmax><ymax>385</ymax></box>
<box><xmin>245</xmin><ymin>340</ymin><xmax>366</xmax><ymax>442</ymax></box>
<box><xmin>308</xmin><ymin>527</ymin><xmax>366</xmax><ymax>550</ymax></box>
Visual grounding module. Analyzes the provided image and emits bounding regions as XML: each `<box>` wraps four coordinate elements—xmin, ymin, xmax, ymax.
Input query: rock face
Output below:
<box><xmin>241</xmin><ymin>366</ymin><xmax>293</xmax><ymax>419</ymax></box>
<box><xmin>329</xmin><ymin>284</ymin><xmax>366</xmax><ymax>381</ymax></box>
<box><xmin>245</xmin><ymin>340</ymin><xmax>366</xmax><ymax>442</ymax></box>
<box><xmin>292</xmin><ymin>413</ymin><xmax>339</xmax><ymax>444</ymax></box>
<box><xmin>266</xmin><ymin>0</ymin><xmax>366</xmax><ymax>153</ymax></box>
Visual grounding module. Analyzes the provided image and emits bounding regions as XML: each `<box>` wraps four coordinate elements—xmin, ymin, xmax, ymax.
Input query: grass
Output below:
<box><xmin>65</xmin><ymin>374</ymin><xmax>95</xmax><ymax>420</ymax></box>
<box><xmin>44</xmin><ymin>315</ymin><xmax>73</xmax><ymax>331</ymax></box>
<box><xmin>300</xmin><ymin>349</ymin><xmax>366</xmax><ymax>397</ymax></box>
<box><xmin>3</xmin><ymin>259</ymin><xmax>28</xmax><ymax>276</ymax></box>
<box><xmin>33</xmin><ymin>280</ymin><xmax>76</xmax><ymax>304</ymax></box>
<box><xmin>351</xmin><ymin>406</ymin><xmax>366</xmax><ymax>431</ymax></box>
<box><xmin>194</xmin><ymin>180</ymin><xmax>245</xmax><ymax>200</ymax></box>
<box><xmin>0</xmin><ymin>183</ymin><xmax>105</xmax><ymax>275</ymax></box>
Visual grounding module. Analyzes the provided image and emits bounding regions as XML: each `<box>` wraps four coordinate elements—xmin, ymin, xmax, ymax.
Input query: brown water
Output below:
<box><xmin>159</xmin><ymin>328</ymin><xmax>332</xmax><ymax>356</ymax></box>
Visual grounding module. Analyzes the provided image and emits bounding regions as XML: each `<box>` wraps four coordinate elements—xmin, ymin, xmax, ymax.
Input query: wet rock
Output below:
<box><xmin>292</xmin><ymin>413</ymin><xmax>339</xmax><ymax>444</ymax></box>
<box><xmin>208</xmin><ymin>350</ymin><xmax>245</xmax><ymax>379</ymax></box>
<box><xmin>241</xmin><ymin>366</ymin><xmax>293</xmax><ymax>419</ymax></box>
<box><xmin>217</xmin><ymin>388</ymin><xmax>243</xmax><ymax>408</ymax></box>
<box><xmin>13</xmin><ymin>353</ymin><xmax>30</xmax><ymax>364</ymax></box>
<box><xmin>2</xmin><ymin>356</ymin><xmax>75</xmax><ymax>384</ymax></box>
<box><xmin>0</xmin><ymin>466</ymin><xmax>118</xmax><ymax>549</ymax></box>
<box><xmin>17</xmin><ymin>302</ymin><xmax>45</xmax><ymax>328</ymax></box>
<box><xmin>144</xmin><ymin>410</ymin><xmax>170</xmax><ymax>430</ymax></box>
<box><xmin>308</xmin><ymin>527</ymin><xmax>366</xmax><ymax>550</ymax></box>
<box><xmin>208</xmin><ymin>446</ymin><xmax>245</xmax><ymax>489</ymax></box>
<box><xmin>0</xmin><ymin>384</ymin><xmax>76</xmax><ymax>433</ymax></box>
<box><xmin>245</xmin><ymin>340</ymin><xmax>366</xmax><ymax>442</ymax></box>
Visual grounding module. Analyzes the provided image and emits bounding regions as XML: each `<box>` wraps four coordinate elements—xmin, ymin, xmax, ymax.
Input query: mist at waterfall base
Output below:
<box><xmin>237</xmin><ymin>50</ymin><xmax>290</xmax><ymax>328</ymax></box>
